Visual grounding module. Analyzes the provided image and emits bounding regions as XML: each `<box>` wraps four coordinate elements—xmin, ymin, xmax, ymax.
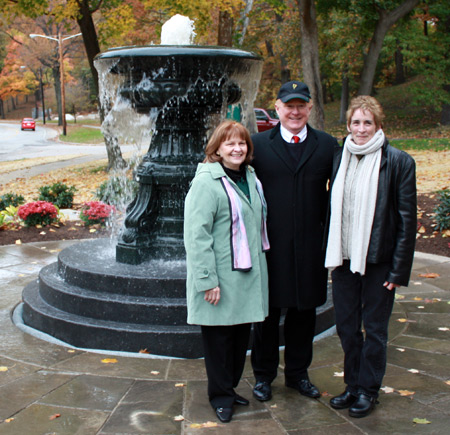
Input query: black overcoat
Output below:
<box><xmin>251</xmin><ymin>123</ymin><xmax>338</xmax><ymax>309</ymax></box>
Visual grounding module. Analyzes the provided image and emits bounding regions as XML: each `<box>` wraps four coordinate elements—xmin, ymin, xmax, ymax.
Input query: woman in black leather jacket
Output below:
<box><xmin>325</xmin><ymin>96</ymin><xmax>416</xmax><ymax>418</ymax></box>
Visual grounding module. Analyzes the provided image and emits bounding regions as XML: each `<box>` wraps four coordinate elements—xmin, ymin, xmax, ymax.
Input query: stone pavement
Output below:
<box><xmin>0</xmin><ymin>240</ymin><xmax>449</xmax><ymax>434</ymax></box>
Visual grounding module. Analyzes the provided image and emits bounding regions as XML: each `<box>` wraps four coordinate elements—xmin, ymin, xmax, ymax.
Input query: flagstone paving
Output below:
<box><xmin>0</xmin><ymin>241</ymin><xmax>449</xmax><ymax>434</ymax></box>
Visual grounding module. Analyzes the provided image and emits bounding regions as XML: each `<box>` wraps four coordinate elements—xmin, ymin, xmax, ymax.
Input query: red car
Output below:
<box><xmin>254</xmin><ymin>108</ymin><xmax>279</xmax><ymax>132</ymax></box>
<box><xmin>21</xmin><ymin>118</ymin><xmax>36</xmax><ymax>131</ymax></box>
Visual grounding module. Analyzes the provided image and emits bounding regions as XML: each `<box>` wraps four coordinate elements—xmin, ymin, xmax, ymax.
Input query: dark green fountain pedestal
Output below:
<box><xmin>95</xmin><ymin>46</ymin><xmax>262</xmax><ymax>264</ymax></box>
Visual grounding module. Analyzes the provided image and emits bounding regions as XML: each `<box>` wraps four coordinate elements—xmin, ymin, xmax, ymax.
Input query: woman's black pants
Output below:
<box><xmin>332</xmin><ymin>261</ymin><xmax>395</xmax><ymax>398</ymax></box>
<box><xmin>201</xmin><ymin>323</ymin><xmax>251</xmax><ymax>408</ymax></box>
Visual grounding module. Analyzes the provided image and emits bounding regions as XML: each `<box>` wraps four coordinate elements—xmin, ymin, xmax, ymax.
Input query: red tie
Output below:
<box><xmin>293</xmin><ymin>136</ymin><xmax>300</xmax><ymax>143</ymax></box>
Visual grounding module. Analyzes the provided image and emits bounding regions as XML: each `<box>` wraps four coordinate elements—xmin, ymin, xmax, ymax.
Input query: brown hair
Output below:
<box><xmin>203</xmin><ymin>120</ymin><xmax>254</xmax><ymax>166</ymax></box>
<box><xmin>346</xmin><ymin>95</ymin><xmax>385</xmax><ymax>129</ymax></box>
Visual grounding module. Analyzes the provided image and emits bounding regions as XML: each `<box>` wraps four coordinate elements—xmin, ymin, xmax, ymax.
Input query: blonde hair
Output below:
<box><xmin>346</xmin><ymin>96</ymin><xmax>385</xmax><ymax>129</ymax></box>
<box><xmin>203</xmin><ymin>120</ymin><xmax>254</xmax><ymax>165</ymax></box>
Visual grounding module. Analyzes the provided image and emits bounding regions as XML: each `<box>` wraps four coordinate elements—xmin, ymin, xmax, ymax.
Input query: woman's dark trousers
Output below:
<box><xmin>332</xmin><ymin>261</ymin><xmax>395</xmax><ymax>398</ymax></box>
<box><xmin>201</xmin><ymin>323</ymin><xmax>251</xmax><ymax>408</ymax></box>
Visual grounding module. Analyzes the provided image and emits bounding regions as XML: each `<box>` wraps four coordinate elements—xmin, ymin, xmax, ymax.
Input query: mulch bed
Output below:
<box><xmin>416</xmin><ymin>193</ymin><xmax>449</xmax><ymax>257</ymax></box>
<box><xmin>0</xmin><ymin>220</ymin><xmax>109</xmax><ymax>246</ymax></box>
<box><xmin>1</xmin><ymin>194</ymin><xmax>449</xmax><ymax>257</ymax></box>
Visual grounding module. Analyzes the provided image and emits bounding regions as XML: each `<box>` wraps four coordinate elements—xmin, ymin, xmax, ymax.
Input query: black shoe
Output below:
<box><xmin>285</xmin><ymin>379</ymin><xmax>320</xmax><ymax>398</ymax></box>
<box><xmin>253</xmin><ymin>381</ymin><xmax>272</xmax><ymax>401</ymax></box>
<box><xmin>234</xmin><ymin>394</ymin><xmax>249</xmax><ymax>406</ymax></box>
<box><xmin>215</xmin><ymin>407</ymin><xmax>233</xmax><ymax>423</ymax></box>
<box><xmin>330</xmin><ymin>391</ymin><xmax>357</xmax><ymax>409</ymax></box>
<box><xmin>348</xmin><ymin>393</ymin><xmax>377</xmax><ymax>418</ymax></box>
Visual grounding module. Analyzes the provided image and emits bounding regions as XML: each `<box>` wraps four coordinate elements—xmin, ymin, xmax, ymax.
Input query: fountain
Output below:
<box><xmin>19</xmin><ymin>16</ymin><xmax>335</xmax><ymax>358</ymax></box>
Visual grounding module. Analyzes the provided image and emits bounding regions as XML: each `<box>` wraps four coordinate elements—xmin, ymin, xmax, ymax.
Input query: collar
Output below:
<box><xmin>280</xmin><ymin>124</ymin><xmax>308</xmax><ymax>143</ymax></box>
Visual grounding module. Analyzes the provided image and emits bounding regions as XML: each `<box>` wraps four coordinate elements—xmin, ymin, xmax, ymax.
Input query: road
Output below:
<box><xmin>0</xmin><ymin>122</ymin><xmax>111</xmax><ymax>163</ymax></box>
<box><xmin>0</xmin><ymin>122</ymin><xmax>138</xmax><ymax>185</ymax></box>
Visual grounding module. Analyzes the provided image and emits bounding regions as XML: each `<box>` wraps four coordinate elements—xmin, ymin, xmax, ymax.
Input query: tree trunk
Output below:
<box><xmin>358</xmin><ymin>0</ymin><xmax>419</xmax><ymax>95</ymax></box>
<box><xmin>339</xmin><ymin>67</ymin><xmax>349</xmax><ymax>124</ymax></box>
<box><xmin>238</xmin><ymin>0</ymin><xmax>254</xmax><ymax>45</ymax></box>
<box><xmin>76</xmin><ymin>0</ymin><xmax>126</xmax><ymax>171</ymax></box>
<box><xmin>0</xmin><ymin>99</ymin><xmax>4</xmax><ymax>119</ymax></box>
<box><xmin>275</xmin><ymin>13</ymin><xmax>291</xmax><ymax>84</ymax></box>
<box><xmin>296</xmin><ymin>0</ymin><xmax>324</xmax><ymax>130</ymax></box>
<box><xmin>218</xmin><ymin>10</ymin><xmax>233</xmax><ymax>46</ymax></box>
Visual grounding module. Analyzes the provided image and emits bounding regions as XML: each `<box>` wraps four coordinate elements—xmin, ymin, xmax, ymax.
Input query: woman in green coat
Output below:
<box><xmin>184</xmin><ymin>120</ymin><xmax>269</xmax><ymax>423</ymax></box>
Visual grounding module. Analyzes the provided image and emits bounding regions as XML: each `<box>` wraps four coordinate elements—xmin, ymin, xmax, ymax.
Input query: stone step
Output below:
<box><xmin>22</xmin><ymin>282</ymin><xmax>203</xmax><ymax>358</ymax></box>
<box><xmin>39</xmin><ymin>263</ymin><xmax>188</xmax><ymax>325</ymax></box>
<box><xmin>57</xmin><ymin>239</ymin><xmax>186</xmax><ymax>298</ymax></box>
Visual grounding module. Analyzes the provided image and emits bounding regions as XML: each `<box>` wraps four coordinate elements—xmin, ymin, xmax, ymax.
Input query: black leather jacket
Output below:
<box><xmin>328</xmin><ymin>139</ymin><xmax>417</xmax><ymax>286</ymax></box>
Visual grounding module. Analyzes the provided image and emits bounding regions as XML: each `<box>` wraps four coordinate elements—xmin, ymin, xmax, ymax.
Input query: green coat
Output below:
<box><xmin>184</xmin><ymin>162</ymin><xmax>269</xmax><ymax>326</ymax></box>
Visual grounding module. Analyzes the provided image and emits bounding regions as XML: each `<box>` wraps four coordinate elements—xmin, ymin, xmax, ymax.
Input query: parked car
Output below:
<box><xmin>21</xmin><ymin>118</ymin><xmax>36</xmax><ymax>131</ymax></box>
<box><xmin>254</xmin><ymin>108</ymin><xmax>279</xmax><ymax>132</ymax></box>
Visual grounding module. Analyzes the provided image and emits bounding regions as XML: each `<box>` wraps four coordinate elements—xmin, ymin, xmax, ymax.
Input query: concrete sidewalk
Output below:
<box><xmin>0</xmin><ymin>240</ymin><xmax>449</xmax><ymax>434</ymax></box>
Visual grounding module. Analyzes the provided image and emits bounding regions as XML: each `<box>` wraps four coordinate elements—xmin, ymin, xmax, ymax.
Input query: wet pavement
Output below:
<box><xmin>0</xmin><ymin>240</ymin><xmax>449</xmax><ymax>434</ymax></box>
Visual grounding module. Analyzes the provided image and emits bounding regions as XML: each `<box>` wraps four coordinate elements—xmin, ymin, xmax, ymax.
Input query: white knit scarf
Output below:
<box><xmin>325</xmin><ymin>129</ymin><xmax>385</xmax><ymax>275</ymax></box>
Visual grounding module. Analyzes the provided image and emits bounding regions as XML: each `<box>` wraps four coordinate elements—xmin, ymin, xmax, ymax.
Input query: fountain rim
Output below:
<box><xmin>94</xmin><ymin>45</ymin><xmax>262</xmax><ymax>61</ymax></box>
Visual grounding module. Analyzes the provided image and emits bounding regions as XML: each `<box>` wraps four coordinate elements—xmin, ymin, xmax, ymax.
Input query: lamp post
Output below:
<box><xmin>30</xmin><ymin>32</ymin><xmax>81</xmax><ymax>135</ymax></box>
<box><xmin>39</xmin><ymin>67</ymin><xmax>46</xmax><ymax>124</ymax></box>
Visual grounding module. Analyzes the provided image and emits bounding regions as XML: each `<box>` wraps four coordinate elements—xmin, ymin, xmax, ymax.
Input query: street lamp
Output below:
<box><xmin>30</xmin><ymin>32</ymin><xmax>82</xmax><ymax>136</ymax></box>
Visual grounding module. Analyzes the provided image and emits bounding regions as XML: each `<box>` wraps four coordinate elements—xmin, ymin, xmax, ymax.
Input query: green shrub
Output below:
<box><xmin>0</xmin><ymin>193</ymin><xmax>25</xmax><ymax>211</ymax></box>
<box><xmin>38</xmin><ymin>182</ymin><xmax>76</xmax><ymax>208</ymax></box>
<box><xmin>434</xmin><ymin>189</ymin><xmax>450</xmax><ymax>232</ymax></box>
<box><xmin>96</xmin><ymin>176</ymin><xmax>138</xmax><ymax>208</ymax></box>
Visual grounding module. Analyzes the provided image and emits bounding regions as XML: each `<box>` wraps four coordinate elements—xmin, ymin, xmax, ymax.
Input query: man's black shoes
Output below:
<box><xmin>253</xmin><ymin>381</ymin><xmax>272</xmax><ymax>401</ymax></box>
<box><xmin>215</xmin><ymin>407</ymin><xmax>233</xmax><ymax>423</ymax></box>
<box><xmin>348</xmin><ymin>393</ymin><xmax>377</xmax><ymax>418</ymax></box>
<box><xmin>330</xmin><ymin>391</ymin><xmax>357</xmax><ymax>409</ymax></box>
<box><xmin>234</xmin><ymin>394</ymin><xmax>249</xmax><ymax>406</ymax></box>
<box><xmin>285</xmin><ymin>379</ymin><xmax>321</xmax><ymax>398</ymax></box>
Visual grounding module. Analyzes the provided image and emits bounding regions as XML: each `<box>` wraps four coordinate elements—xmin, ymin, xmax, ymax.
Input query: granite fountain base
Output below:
<box><xmin>22</xmin><ymin>239</ymin><xmax>335</xmax><ymax>358</ymax></box>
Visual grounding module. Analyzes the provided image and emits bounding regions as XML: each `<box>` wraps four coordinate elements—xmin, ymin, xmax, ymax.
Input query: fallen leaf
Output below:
<box><xmin>397</xmin><ymin>318</ymin><xmax>416</xmax><ymax>323</ymax></box>
<box><xmin>445</xmin><ymin>380</ymin><xmax>450</xmax><ymax>386</ymax></box>
<box><xmin>412</xmin><ymin>281</ymin><xmax>422</xmax><ymax>285</ymax></box>
<box><xmin>101</xmin><ymin>358</ymin><xmax>118</xmax><ymax>364</ymax></box>
<box><xmin>190</xmin><ymin>421</ymin><xmax>218</xmax><ymax>428</ymax></box>
<box><xmin>417</xmin><ymin>226</ymin><xmax>426</xmax><ymax>233</ymax></box>
<box><xmin>334</xmin><ymin>371</ymin><xmax>344</xmax><ymax>377</ymax></box>
<box><xmin>408</xmin><ymin>369</ymin><xmax>419</xmax><ymax>374</ymax></box>
<box><xmin>418</xmin><ymin>273</ymin><xmax>440</xmax><ymax>278</ymax></box>
<box><xmin>438</xmin><ymin>327</ymin><xmax>449</xmax><ymax>331</ymax></box>
<box><xmin>380</xmin><ymin>386</ymin><xmax>394</xmax><ymax>394</ymax></box>
<box><xmin>49</xmin><ymin>413</ymin><xmax>61</xmax><ymax>420</ymax></box>
<box><xmin>321</xmin><ymin>391</ymin><xmax>332</xmax><ymax>397</ymax></box>
<box><xmin>175</xmin><ymin>383</ymin><xmax>186</xmax><ymax>387</ymax></box>
<box><xmin>151</xmin><ymin>370</ymin><xmax>160</xmax><ymax>375</ymax></box>
<box><xmin>418</xmin><ymin>306</ymin><xmax>425</xmax><ymax>309</ymax></box>
<box><xmin>173</xmin><ymin>415</ymin><xmax>184</xmax><ymax>421</ymax></box>
<box><xmin>15</xmin><ymin>239</ymin><xmax>22</xmax><ymax>244</ymax></box>
<box><xmin>139</xmin><ymin>348</ymin><xmax>149</xmax><ymax>354</ymax></box>
<box><xmin>270</xmin><ymin>404</ymin><xmax>278</xmax><ymax>408</ymax></box>
<box><xmin>413</xmin><ymin>297</ymin><xmax>423</xmax><ymax>301</ymax></box>
<box><xmin>89</xmin><ymin>228</ymin><xmax>97</xmax><ymax>233</ymax></box>
<box><xmin>49</xmin><ymin>228</ymin><xmax>56</xmax><ymax>232</ymax></box>
<box><xmin>4</xmin><ymin>418</ymin><xmax>14</xmax><ymax>423</ymax></box>
<box><xmin>396</xmin><ymin>348</ymin><xmax>406</xmax><ymax>352</ymax></box>
<box><xmin>40</xmin><ymin>231</ymin><xmax>46</xmax><ymax>235</ymax></box>
<box><xmin>67</xmin><ymin>349</ymin><xmax>75</xmax><ymax>353</ymax></box>
<box><xmin>395</xmin><ymin>294</ymin><xmax>405</xmax><ymax>300</ymax></box>
<box><xmin>398</xmin><ymin>389</ymin><xmax>415</xmax><ymax>396</ymax></box>
<box><xmin>0</xmin><ymin>366</ymin><xmax>8</xmax><ymax>372</ymax></box>
<box><xmin>413</xmin><ymin>417</ymin><xmax>430</xmax><ymax>424</ymax></box>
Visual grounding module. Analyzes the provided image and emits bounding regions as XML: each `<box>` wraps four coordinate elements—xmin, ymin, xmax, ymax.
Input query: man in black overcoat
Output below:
<box><xmin>251</xmin><ymin>81</ymin><xmax>338</xmax><ymax>401</ymax></box>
